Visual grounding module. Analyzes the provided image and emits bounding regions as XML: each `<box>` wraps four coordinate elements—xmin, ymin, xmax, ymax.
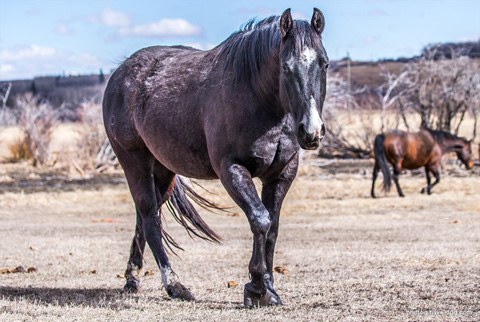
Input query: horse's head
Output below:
<box><xmin>278</xmin><ymin>8</ymin><xmax>328</xmax><ymax>150</ymax></box>
<box><xmin>456</xmin><ymin>140</ymin><xmax>474</xmax><ymax>169</ymax></box>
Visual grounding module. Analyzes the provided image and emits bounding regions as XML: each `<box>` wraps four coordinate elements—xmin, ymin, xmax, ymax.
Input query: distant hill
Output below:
<box><xmin>422</xmin><ymin>40</ymin><xmax>480</xmax><ymax>59</ymax></box>
<box><xmin>331</xmin><ymin>40</ymin><xmax>480</xmax><ymax>88</ymax></box>
<box><xmin>0</xmin><ymin>73</ymin><xmax>107</xmax><ymax>109</ymax></box>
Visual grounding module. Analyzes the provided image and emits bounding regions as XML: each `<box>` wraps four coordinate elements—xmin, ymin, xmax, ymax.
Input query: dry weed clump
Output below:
<box><xmin>10</xmin><ymin>94</ymin><xmax>61</xmax><ymax>166</ymax></box>
<box><xmin>57</xmin><ymin>101</ymin><xmax>117</xmax><ymax>174</ymax></box>
<box><xmin>6</xmin><ymin>136</ymin><xmax>33</xmax><ymax>162</ymax></box>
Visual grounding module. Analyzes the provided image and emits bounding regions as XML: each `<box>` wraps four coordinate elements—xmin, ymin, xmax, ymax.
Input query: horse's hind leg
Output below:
<box><xmin>116</xmin><ymin>147</ymin><xmax>194</xmax><ymax>300</ymax></box>
<box><xmin>152</xmin><ymin>163</ymin><xmax>195</xmax><ymax>300</ymax></box>
<box><xmin>371</xmin><ymin>160</ymin><xmax>380</xmax><ymax>198</ymax></box>
<box><xmin>393</xmin><ymin>165</ymin><xmax>405</xmax><ymax>197</ymax></box>
<box><xmin>124</xmin><ymin>210</ymin><xmax>146</xmax><ymax>293</ymax></box>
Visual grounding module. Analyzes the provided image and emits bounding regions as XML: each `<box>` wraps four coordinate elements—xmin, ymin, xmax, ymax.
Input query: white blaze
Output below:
<box><xmin>302</xmin><ymin>96</ymin><xmax>323</xmax><ymax>136</ymax></box>
<box><xmin>301</xmin><ymin>47</ymin><xmax>317</xmax><ymax>67</ymax></box>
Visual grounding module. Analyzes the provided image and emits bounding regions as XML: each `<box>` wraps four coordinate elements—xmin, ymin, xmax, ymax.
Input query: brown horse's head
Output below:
<box><xmin>278</xmin><ymin>8</ymin><xmax>328</xmax><ymax>150</ymax></box>
<box><xmin>456</xmin><ymin>140</ymin><xmax>474</xmax><ymax>169</ymax></box>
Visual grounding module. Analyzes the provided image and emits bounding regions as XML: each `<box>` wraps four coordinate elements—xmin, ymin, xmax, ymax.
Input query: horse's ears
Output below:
<box><xmin>311</xmin><ymin>8</ymin><xmax>325</xmax><ymax>35</ymax></box>
<box><xmin>280</xmin><ymin>8</ymin><xmax>293</xmax><ymax>38</ymax></box>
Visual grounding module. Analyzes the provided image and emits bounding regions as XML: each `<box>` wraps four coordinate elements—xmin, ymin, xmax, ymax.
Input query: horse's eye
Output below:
<box><xmin>282</xmin><ymin>64</ymin><xmax>289</xmax><ymax>73</ymax></box>
<box><xmin>323</xmin><ymin>63</ymin><xmax>329</xmax><ymax>71</ymax></box>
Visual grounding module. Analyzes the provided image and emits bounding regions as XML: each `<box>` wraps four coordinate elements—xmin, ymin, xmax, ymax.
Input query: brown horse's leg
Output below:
<box><xmin>393</xmin><ymin>165</ymin><xmax>405</xmax><ymax>197</ymax></box>
<box><xmin>426</xmin><ymin>165</ymin><xmax>440</xmax><ymax>195</ymax></box>
<box><xmin>371</xmin><ymin>160</ymin><xmax>380</xmax><ymax>198</ymax></box>
<box><xmin>261</xmin><ymin>155</ymin><xmax>299</xmax><ymax>306</ymax></box>
<box><xmin>421</xmin><ymin>166</ymin><xmax>432</xmax><ymax>194</ymax></box>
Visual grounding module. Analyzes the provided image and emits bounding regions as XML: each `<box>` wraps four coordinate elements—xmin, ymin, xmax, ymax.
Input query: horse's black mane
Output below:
<box><xmin>216</xmin><ymin>15</ymin><xmax>317</xmax><ymax>84</ymax></box>
<box><xmin>425</xmin><ymin>128</ymin><xmax>467</xmax><ymax>144</ymax></box>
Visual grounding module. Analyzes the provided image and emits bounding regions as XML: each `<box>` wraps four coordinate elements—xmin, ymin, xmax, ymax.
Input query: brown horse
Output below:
<box><xmin>371</xmin><ymin>128</ymin><xmax>473</xmax><ymax>198</ymax></box>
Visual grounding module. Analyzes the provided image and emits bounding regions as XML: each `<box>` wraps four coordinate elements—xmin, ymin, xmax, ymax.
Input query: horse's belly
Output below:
<box><xmin>141</xmin><ymin>133</ymin><xmax>217</xmax><ymax>179</ymax></box>
<box><xmin>401</xmin><ymin>156</ymin><xmax>426</xmax><ymax>169</ymax></box>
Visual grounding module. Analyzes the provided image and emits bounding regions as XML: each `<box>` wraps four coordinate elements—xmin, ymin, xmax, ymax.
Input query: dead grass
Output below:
<box><xmin>0</xmin><ymin>160</ymin><xmax>479</xmax><ymax>321</ymax></box>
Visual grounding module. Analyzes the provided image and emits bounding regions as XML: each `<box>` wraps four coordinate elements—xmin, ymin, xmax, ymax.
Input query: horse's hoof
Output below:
<box><xmin>123</xmin><ymin>279</ymin><xmax>141</xmax><ymax>294</ymax></box>
<box><xmin>427</xmin><ymin>190</ymin><xmax>432</xmax><ymax>195</ymax></box>
<box><xmin>421</xmin><ymin>188</ymin><xmax>426</xmax><ymax>194</ymax></box>
<box><xmin>166</xmin><ymin>282</ymin><xmax>196</xmax><ymax>301</ymax></box>
<box><xmin>244</xmin><ymin>284</ymin><xmax>283</xmax><ymax>308</ymax></box>
<box><xmin>399</xmin><ymin>194</ymin><xmax>405</xmax><ymax>198</ymax></box>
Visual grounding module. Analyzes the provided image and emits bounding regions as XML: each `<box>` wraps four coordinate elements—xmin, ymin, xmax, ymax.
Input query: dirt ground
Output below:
<box><xmin>0</xmin><ymin>158</ymin><xmax>479</xmax><ymax>321</ymax></box>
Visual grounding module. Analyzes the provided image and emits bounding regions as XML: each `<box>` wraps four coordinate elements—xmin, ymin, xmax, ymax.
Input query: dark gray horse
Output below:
<box><xmin>103</xmin><ymin>8</ymin><xmax>329</xmax><ymax>307</ymax></box>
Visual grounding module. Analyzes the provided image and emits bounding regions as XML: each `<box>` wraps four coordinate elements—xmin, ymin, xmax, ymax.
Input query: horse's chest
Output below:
<box><xmin>246</xmin><ymin>132</ymin><xmax>298</xmax><ymax>178</ymax></box>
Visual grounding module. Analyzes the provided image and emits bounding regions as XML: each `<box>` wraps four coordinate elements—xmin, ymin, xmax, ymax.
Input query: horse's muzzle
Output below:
<box><xmin>467</xmin><ymin>160</ymin><xmax>474</xmax><ymax>169</ymax></box>
<box><xmin>297</xmin><ymin>123</ymin><xmax>325</xmax><ymax>150</ymax></box>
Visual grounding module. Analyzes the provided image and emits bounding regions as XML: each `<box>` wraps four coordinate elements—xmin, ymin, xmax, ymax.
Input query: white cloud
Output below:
<box><xmin>235</xmin><ymin>7</ymin><xmax>277</xmax><ymax>15</ymax></box>
<box><xmin>184</xmin><ymin>42</ymin><xmax>217</xmax><ymax>50</ymax></box>
<box><xmin>55</xmin><ymin>25</ymin><xmax>74</xmax><ymax>36</ymax></box>
<box><xmin>117</xmin><ymin>18</ymin><xmax>203</xmax><ymax>38</ymax></box>
<box><xmin>101</xmin><ymin>7</ymin><xmax>131</xmax><ymax>27</ymax></box>
<box><xmin>0</xmin><ymin>45</ymin><xmax>60</xmax><ymax>61</ymax></box>
<box><xmin>0</xmin><ymin>44</ymin><xmax>111</xmax><ymax>80</ymax></box>
<box><xmin>455</xmin><ymin>36</ymin><xmax>480</xmax><ymax>42</ymax></box>
<box><xmin>364</xmin><ymin>36</ymin><xmax>379</xmax><ymax>44</ymax></box>
<box><xmin>69</xmin><ymin>53</ymin><xmax>104</xmax><ymax>68</ymax></box>
<box><xmin>368</xmin><ymin>9</ymin><xmax>387</xmax><ymax>16</ymax></box>
<box><xmin>292</xmin><ymin>12</ymin><xmax>309</xmax><ymax>20</ymax></box>
<box><xmin>0</xmin><ymin>64</ymin><xmax>15</xmax><ymax>74</ymax></box>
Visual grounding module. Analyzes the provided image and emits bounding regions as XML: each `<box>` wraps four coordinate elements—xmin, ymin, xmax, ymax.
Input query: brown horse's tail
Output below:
<box><xmin>163</xmin><ymin>176</ymin><xmax>222</xmax><ymax>252</ymax></box>
<box><xmin>374</xmin><ymin>134</ymin><xmax>392</xmax><ymax>192</ymax></box>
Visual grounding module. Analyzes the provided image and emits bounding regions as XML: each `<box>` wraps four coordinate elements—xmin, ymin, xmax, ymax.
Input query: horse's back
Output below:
<box><xmin>382</xmin><ymin>129</ymin><xmax>437</xmax><ymax>169</ymax></box>
<box><xmin>103</xmin><ymin>46</ymin><xmax>186</xmax><ymax>149</ymax></box>
<box><xmin>103</xmin><ymin>45</ymin><xmax>219</xmax><ymax>178</ymax></box>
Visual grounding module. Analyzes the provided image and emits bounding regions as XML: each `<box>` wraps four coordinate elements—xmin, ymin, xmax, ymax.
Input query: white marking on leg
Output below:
<box><xmin>160</xmin><ymin>266</ymin><xmax>179</xmax><ymax>288</ymax></box>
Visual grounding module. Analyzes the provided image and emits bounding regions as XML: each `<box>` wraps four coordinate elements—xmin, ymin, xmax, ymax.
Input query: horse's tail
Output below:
<box><xmin>163</xmin><ymin>176</ymin><xmax>222</xmax><ymax>253</ymax></box>
<box><xmin>374</xmin><ymin>134</ymin><xmax>392</xmax><ymax>192</ymax></box>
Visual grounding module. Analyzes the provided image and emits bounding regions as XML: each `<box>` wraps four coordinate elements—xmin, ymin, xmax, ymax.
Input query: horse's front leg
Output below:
<box><xmin>425</xmin><ymin>165</ymin><xmax>440</xmax><ymax>194</ymax></box>
<box><xmin>421</xmin><ymin>166</ymin><xmax>432</xmax><ymax>194</ymax></box>
<box><xmin>219</xmin><ymin>161</ymin><xmax>278</xmax><ymax>308</ymax></box>
<box><xmin>261</xmin><ymin>155</ymin><xmax>299</xmax><ymax>306</ymax></box>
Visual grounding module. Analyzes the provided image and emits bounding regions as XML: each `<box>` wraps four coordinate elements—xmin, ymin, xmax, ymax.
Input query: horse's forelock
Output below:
<box><xmin>217</xmin><ymin>16</ymin><xmax>318</xmax><ymax>85</ymax></box>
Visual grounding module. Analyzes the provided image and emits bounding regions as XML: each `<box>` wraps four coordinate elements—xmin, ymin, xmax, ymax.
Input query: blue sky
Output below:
<box><xmin>0</xmin><ymin>0</ymin><xmax>479</xmax><ymax>80</ymax></box>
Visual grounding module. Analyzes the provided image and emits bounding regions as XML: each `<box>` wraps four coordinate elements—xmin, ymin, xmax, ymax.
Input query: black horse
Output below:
<box><xmin>103</xmin><ymin>8</ymin><xmax>329</xmax><ymax>307</ymax></box>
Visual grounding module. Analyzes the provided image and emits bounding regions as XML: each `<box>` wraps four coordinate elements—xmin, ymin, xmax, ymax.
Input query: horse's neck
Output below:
<box><xmin>439</xmin><ymin>137</ymin><xmax>463</xmax><ymax>153</ymax></box>
<box><xmin>254</xmin><ymin>53</ymin><xmax>281</xmax><ymax>108</ymax></box>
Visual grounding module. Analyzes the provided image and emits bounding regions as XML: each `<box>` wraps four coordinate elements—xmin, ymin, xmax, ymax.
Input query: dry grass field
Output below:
<box><xmin>0</xmin><ymin>157</ymin><xmax>479</xmax><ymax>322</ymax></box>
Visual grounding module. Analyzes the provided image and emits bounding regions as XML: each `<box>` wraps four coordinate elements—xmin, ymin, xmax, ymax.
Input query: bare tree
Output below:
<box><xmin>399</xmin><ymin>49</ymin><xmax>480</xmax><ymax>135</ymax></box>
<box><xmin>321</xmin><ymin>73</ymin><xmax>372</xmax><ymax>158</ymax></box>
<box><xmin>377</xmin><ymin>71</ymin><xmax>408</xmax><ymax>132</ymax></box>
<box><xmin>1</xmin><ymin>82</ymin><xmax>12</xmax><ymax>108</ymax></box>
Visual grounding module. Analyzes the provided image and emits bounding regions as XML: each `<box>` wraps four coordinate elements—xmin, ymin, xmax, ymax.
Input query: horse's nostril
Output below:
<box><xmin>320</xmin><ymin>124</ymin><xmax>326</xmax><ymax>137</ymax></box>
<box><xmin>298</xmin><ymin>123</ymin><xmax>306</xmax><ymax>137</ymax></box>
